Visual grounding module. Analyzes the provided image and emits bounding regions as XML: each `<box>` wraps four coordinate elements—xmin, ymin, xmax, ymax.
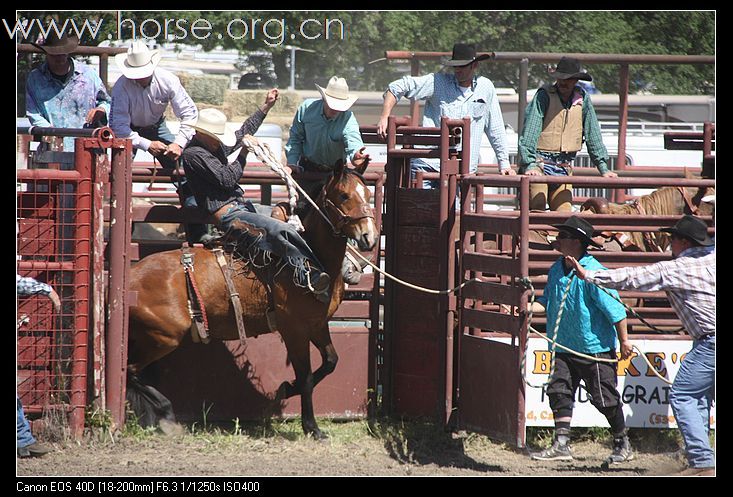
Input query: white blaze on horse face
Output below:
<box><xmin>350</xmin><ymin>181</ymin><xmax>377</xmax><ymax>250</ymax></box>
<box><xmin>355</xmin><ymin>183</ymin><xmax>367</xmax><ymax>204</ymax></box>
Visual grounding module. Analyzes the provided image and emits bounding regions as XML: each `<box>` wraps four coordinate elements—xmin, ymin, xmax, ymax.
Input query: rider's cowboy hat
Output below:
<box><xmin>660</xmin><ymin>215</ymin><xmax>714</xmax><ymax>246</ymax></box>
<box><xmin>315</xmin><ymin>76</ymin><xmax>358</xmax><ymax>112</ymax></box>
<box><xmin>31</xmin><ymin>30</ymin><xmax>79</xmax><ymax>55</ymax></box>
<box><xmin>115</xmin><ymin>41</ymin><xmax>162</xmax><ymax>79</ymax></box>
<box><xmin>549</xmin><ymin>56</ymin><xmax>593</xmax><ymax>82</ymax></box>
<box><xmin>552</xmin><ymin>216</ymin><xmax>603</xmax><ymax>248</ymax></box>
<box><xmin>444</xmin><ymin>43</ymin><xmax>493</xmax><ymax>67</ymax></box>
<box><xmin>701</xmin><ymin>194</ymin><xmax>715</xmax><ymax>205</ymax></box>
<box><xmin>191</xmin><ymin>108</ymin><xmax>237</xmax><ymax>147</ymax></box>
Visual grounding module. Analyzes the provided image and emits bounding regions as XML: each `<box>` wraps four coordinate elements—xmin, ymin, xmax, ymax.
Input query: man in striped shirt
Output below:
<box><xmin>17</xmin><ymin>274</ymin><xmax>60</xmax><ymax>458</ymax></box>
<box><xmin>518</xmin><ymin>57</ymin><xmax>617</xmax><ymax>211</ymax></box>
<box><xmin>377</xmin><ymin>43</ymin><xmax>514</xmax><ymax>188</ymax></box>
<box><xmin>566</xmin><ymin>215</ymin><xmax>716</xmax><ymax>476</ymax></box>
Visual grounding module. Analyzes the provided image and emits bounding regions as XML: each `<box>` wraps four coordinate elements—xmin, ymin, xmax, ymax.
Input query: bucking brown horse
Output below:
<box><xmin>580</xmin><ymin>185</ymin><xmax>714</xmax><ymax>252</ymax></box>
<box><xmin>126</xmin><ymin>160</ymin><xmax>377</xmax><ymax>438</ymax></box>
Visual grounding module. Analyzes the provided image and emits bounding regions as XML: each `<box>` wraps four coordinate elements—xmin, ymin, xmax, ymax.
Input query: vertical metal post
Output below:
<box><xmin>517</xmin><ymin>175</ymin><xmax>530</xmax><ymax>448</ymax></box>
<box><xmin>70</xmin><ymin>138</ymin><xmax>93</xmax><ymax>437</ymax></box>
<box><xmin>106</xmin><ymin>141</ymin><xmax>133</xmax><ymax>430</ymax></box>
<box><xmin>289</xmin><ymin>46</ymin><xmax>296</xmax><ymax>91</ymax></box>
<box><xmin>100</xmin><ymin>53</ymin><xmax>109</xmax><ymax>90</ymax></box>
<box><xmin>91</xmin><ymin>150</ymin><xmax>109</xmax><ymax>409</ymax></box>
<box><xmin>439</xmin><ymin>118</ymin><xmax>453</xmax><ymax>427</ymax></box>
<box><xmin>616</xmin><ymin>64</ymin><xmax>630</xmax><ymax>203</ymax></box>
<box><xmin>410</xmin><ymin>57</ymin><xmax>421</xmax><ymax>125</ymax></box>
<box><xmin>518</xmin><ymin>58</ymin><xmax>529</xmax><ymax>135</ymax></box>
<box><xmin>382</xmin><ymin>116</ymin><xmax>398</xmax><ymax>415</ymax></box>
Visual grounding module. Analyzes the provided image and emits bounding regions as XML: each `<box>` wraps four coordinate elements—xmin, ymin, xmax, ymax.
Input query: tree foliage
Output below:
<box><xmin>15</xmin><ymin>10</ymin><xmax>715</xmax><ymax>94</ymax></box>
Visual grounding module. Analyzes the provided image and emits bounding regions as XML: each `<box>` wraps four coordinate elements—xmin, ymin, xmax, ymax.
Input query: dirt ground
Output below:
<box><xmin>16</xmin><ymin>420</ymin><xmax>693</xmax><ymax>477</ymax></box>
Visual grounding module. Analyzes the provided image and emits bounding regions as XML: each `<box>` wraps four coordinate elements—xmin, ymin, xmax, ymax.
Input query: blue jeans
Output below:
<box><xmin>670</xmin><ymin>334</ymin><xmax>715</xmax><ymax>468</ymax></box>
<box><xmin>17</xmin><ymin>396</ymin><xmax>35</xmax><ymax>449</ymax></box>
<box><xmin>219</xmin><ymin>202</ymin><xmax>326</xmax><ymax>290</ymax></box>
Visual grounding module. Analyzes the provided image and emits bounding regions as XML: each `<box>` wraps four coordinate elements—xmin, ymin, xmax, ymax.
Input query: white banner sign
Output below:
<box><xmin>516</xmin><ymin>338</ymin><xmax>716</xmax><ymax>429</ymax></box>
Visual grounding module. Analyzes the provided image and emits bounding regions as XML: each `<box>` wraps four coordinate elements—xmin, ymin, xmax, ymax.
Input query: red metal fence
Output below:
<box><xmin>17</xmin><ymin>127</ymin><xmax>133</xmax><ymax>436</ymax></box>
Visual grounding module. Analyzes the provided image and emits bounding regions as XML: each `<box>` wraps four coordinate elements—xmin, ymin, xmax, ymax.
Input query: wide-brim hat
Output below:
<box><xmin>115</xmin><ymin>40</ymin><xmax>162</xmax><ymax>79</ymax></box>
<box><xmin>444</xmin><ymin>43</ymin><xmax>492</xmax><ymax>67</ymax></box>
<box><xmin>316</xmin><ymin>76</ymin><xmax>358</xmax><ymax>112</ymax></box>
<box><xmin>660</xmin><ymin>215</ymin><xmax>714</xmax><ymax>246</ymax></box>
<box><xmin>552</xmin><ymin>215</ymin><xmax>603</xmax><ymax>248</ymax></box>
<box><xmin>701</xmin><ymin>194</ymin><xmax>715</xmax><ymax>205</ymax></box>
<box><xmin>550</xmin><ymin>56</ymin><xmax>593</xmax><ymax>81</ymax></box>
<box><xmin>191</xmin><ymin>108</ymin><xmax>237</xmax><ymax>147</ymax></box>
<box><xmin>31</xmin><ymin>31</ymin><xmax>79</xmax><ymax>55</ymax></box>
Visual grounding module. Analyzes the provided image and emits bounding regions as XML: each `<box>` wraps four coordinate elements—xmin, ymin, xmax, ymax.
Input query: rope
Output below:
<box><xmin>242</xmin><ymin>135</ymin><xmax>304</xmax><ymax>232</ymax></box>
<box><xmin>520</xmin><ymin>274</ymin><xmax>674</xmax><ymax>387</ymax></box>
<box><xmin>592</xmin><ymin>281</ymin><xmax>684</xmax><ymax>333</ymax></box>
<box><xmin>346</xmin><ymin>247</ymin><xmax>481</xmax><ymax>295</ymax></box>
<box><xmin>242</xmin><ymin>137</ymin><xmax>479</xmax><ymax>296</ymax></box>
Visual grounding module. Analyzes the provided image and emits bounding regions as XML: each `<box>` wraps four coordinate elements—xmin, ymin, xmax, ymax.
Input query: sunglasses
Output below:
<box><xmin>556</xmin><ymin>231</ymin><xmax>579</xmax><ymax>240</ymax></box>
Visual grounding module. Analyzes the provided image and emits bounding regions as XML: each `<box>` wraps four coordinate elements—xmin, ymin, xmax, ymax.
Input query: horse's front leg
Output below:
<box><xmin>311</xmin><ymin>330</ymin><xmax>338</xmax><ymax>387</ymax></box>
<box><xmin>292</xmin><ymin>355</ymin><xmax>325</xmax><ymax>439</ymax></box>
<box><xmin>277</xmin><ymin>336</ymin><xmax>325</xmax><ymax>439</ymax></box>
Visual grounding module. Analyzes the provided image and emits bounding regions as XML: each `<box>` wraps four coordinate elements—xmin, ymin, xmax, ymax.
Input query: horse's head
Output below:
<box><xmin>320</xmin><ymin>159</ymin><xmax>378</xmax><ymax>251</ymax></box>
<box><xmin>691</xmin><ymin>186</ymin><xmax>715</xmax><ymax>217</ymax></box>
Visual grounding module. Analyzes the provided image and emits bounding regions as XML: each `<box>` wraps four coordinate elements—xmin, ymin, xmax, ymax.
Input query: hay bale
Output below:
<box><xmin>224</xmin><ymin>90</ymin><xmax>302</xmax><ymax>119</ymax></box>
<box><xmin>178</xmin><ymin>74</ymin><xmax>229</xmax><ymax>105</ymax></box>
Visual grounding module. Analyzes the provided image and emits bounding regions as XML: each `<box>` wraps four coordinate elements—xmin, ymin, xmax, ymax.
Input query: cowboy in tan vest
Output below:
<box><xmin>518</xmin><ymin>57</ymin><xmax>617</xmax><ymax>211</ymax></box>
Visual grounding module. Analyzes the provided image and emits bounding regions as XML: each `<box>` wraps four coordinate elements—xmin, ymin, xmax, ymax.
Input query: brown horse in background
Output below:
<box><xmin>126</xmin><ymin>160</ymin><xmax>377</xmax><ymax>439</ymax></box>
<box><xmin>580</xmin><ymin>185</ymin><xmax>714</xmax><ymax>251</ymax></box>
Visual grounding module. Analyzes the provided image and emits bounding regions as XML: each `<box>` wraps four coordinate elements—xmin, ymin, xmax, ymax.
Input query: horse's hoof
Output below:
<box><xmin>306</xmin><ymin>429</ymin><xmax>329</xmax><ymax>441</ymax></box>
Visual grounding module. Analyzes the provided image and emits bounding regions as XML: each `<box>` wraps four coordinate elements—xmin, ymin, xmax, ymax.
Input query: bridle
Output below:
<box><xmin>319</xmin><ymin>171</ymin><xmax>375</xmax><ymax>237</ymax></box>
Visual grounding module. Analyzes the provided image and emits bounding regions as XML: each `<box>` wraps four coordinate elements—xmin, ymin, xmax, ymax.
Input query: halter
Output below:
<box><xmin>318</xmin><ymin>170</ymin><xmax>375</xmax><ymax>237</ymax></box>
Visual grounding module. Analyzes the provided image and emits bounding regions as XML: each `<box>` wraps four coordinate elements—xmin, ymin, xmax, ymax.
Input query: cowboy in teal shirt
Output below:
<box><xmin>530</xmin><ymin>216</ymin><xmax>632</xmax><ymax>466</ymax></box>
<box><xmin>539</xmin><ymin>252</ymin><xmax>627</xmax><ymax>354</ymax></box>
<box><xmin>285</xmin><ymin>99</ymin><xmax>364</xmax><ymax>171</ymax></box>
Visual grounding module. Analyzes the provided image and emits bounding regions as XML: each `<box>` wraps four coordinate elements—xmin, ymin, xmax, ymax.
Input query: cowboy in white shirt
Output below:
<box><xmin>110</xmin><ymin>41</ymin><xmax>198</xmax><ymax>168</ymax></box>
<box><xmin>110</xmin><ymin>41</ymin><xmax>206</xmax><ymax>243</ymax></box>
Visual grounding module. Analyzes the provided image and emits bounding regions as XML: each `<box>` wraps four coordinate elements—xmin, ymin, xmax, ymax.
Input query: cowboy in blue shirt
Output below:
<box><xmin>377</xmin><ymin>43</ymin><xmax>514</xmax><ymax>188</ymax></box>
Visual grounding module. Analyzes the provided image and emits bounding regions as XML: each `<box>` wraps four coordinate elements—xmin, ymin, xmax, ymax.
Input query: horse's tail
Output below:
<box><xmin>125</xmin><ymin>372</ymin><xmax>176</xmax><ymax>428</ymax></box>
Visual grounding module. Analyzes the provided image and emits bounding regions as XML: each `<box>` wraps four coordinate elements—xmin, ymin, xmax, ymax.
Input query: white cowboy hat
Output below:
<box><xmin>315</xmin><ymin>76</ymin><xmax>358</xmax><ymax>112</ymax></box>
<box><xmin>191</xmin><ymin>108</ymin><xmax>237</xmax><ymax>147</ymax></box>
<box><xmin>701</xmin><ymin>194</ymin><xmax>715</xmax><ymax>204</ymax></box>
<box><xmin>115</xmin><ymin>41</ymin><xmax>162</xmax><ymax>79</ymax></box>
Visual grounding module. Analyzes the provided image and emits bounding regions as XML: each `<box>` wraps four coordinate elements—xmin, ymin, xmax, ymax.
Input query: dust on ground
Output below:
<box><xmin>16</xmin><ymin>419</ymin><xmax>692</xmax><ymax>477</ymax></box>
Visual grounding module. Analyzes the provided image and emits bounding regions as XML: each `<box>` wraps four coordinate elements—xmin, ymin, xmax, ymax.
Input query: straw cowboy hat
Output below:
<box><xmin>550</xmin><ymin>56</ymin><xmax>593</xmax><ymax>81</ymax></box>
<box><xmin>315</xmin><ymin>76</ymin><xmax>358</xmax><ymax>112</ymax></box>
<box><xmin>115</xmin><ymin>41</ymin><xmax>162</xmax><ymax>79</ymax></box>
<box><xmin>552</xmin><ymin>216</ymin><xmax>603</xmax><ymax>248</ymax></box>
<box><xmin>444</xmin><ymin>43</ymin><xmax>493</xmax><ymax>67</ymax></box>
<box><xmin>660</xmin><ymin>215</ymin><xmax>714</xmax><ymax>246</ymax></box>
<box><xmin>191</xmin><ymin>108</ymin><xmax>237</xmax><ymax>147</ymax></box>
<box><xmin>31</xmin><ymin>30</ymin><xmax>79</xmax><ymax>55</ymax></box>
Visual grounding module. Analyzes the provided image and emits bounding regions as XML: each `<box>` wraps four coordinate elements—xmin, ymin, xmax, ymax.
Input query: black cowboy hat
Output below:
<box><xmin>552</xmin><ymin>216</ymin><xmax>603</xmax><ymax>248</ymax></box>
<box><xmin>549</xmin><ymin>56</ymin><xmax>592</xmax><ymax>82</ymax></box>
<box><xmin>31</xmin><ymin>30</ymin><xmax>79</xmax><ymax>55</ymax></box>
<box><xmin>444</xmin><ymin>43</ymin><xmax>493</xmax><ymax>67</ymax></box>
<box><xmin>660</xmin><ymin>215</ymin><xmax>714</xmax><ymax>246</ymax></box>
